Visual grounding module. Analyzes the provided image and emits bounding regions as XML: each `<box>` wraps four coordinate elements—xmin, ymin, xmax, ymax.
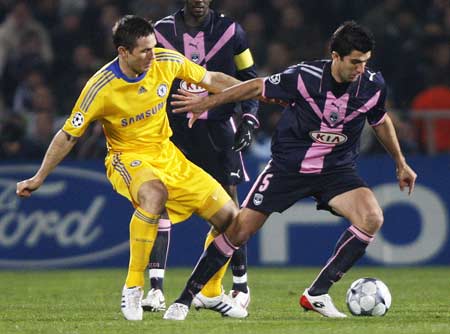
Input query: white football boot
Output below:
<box><xmin>163</xmin><ymin>303</ymin><xmax>189</xmax><ymax>320</ymax></box>
<box><xmin>193</xmin><ymin>291</ymin><xmax>248</xmax><ymax>318</ymax></box>
<box><xmin>121</xmin><ymin>286</ymin><xmax>143</xmax><ymax>321</ymax></box>
<box><xmin>300</xmin><ymin>289</ymin><xmax>347</xmax><ymax>318</ymax></box>
<box><xmin>228</xmin><ymin>287</ymin><xmax>251</xmax><ymax>309</ymax></box>
<box><xmin>142</xmin><ymin>288</ymin><xmax>166</xmax><ymax>312</ymax></box>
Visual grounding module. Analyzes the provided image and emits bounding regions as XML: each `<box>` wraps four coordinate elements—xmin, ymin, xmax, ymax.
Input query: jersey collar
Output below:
<box><xmin>111</xmin><ymin>58</ymin><xmax>147</xmax><ymax>83</ymax></box>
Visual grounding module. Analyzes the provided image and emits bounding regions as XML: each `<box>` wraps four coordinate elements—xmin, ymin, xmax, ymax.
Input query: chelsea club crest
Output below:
<box><xmin>157</xmin><ymin>83</ymin><xmax>168</xmax><ymax>97</ymax></box>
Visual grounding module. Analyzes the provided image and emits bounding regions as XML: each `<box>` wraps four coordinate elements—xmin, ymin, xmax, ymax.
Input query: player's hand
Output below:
<box><xmin>16</xmin><ymin>177</ymin><xmax>42</xmax><ymax>198</ymax></box>
<box><xmin>233</xmin><ymin>116</ymin><xmax>258</xmax><ymax>152</ymax></box>
<box><xmin>396</xmin><ymin>163</ymin><xmax>417</xmax><ymax>195</ymax></box>
<box><xmin>171</xmin><ymin>89</ymin><xmax>209</xmax><ymax>128</ymax></box>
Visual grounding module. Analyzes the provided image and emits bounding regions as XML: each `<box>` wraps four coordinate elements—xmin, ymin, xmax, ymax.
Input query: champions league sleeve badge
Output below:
<box><xmin>268</xmin><ymin>74</ymin><xmax>281</xmax><ymax>84</ymax></box>
<box><xmin>71</xmin><ymin>112</ymin><xmax>84</xmax><ymax>128</ymax></box>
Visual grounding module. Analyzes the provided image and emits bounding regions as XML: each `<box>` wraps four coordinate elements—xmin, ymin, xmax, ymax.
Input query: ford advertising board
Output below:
<box><xmin>0</xmin><ymin>164</ymin><xmax>132</xmax><ymax>268</ymax></box>
<box><xmin>0</xmin><ymin>155</ymin><xmax>448</xmax><ymax>268</ymax></box>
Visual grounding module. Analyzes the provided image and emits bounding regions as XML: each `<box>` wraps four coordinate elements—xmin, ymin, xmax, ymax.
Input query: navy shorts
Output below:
<box><xmin>169</xmin><ymin>116</ymin><xmax>247</xmax><ymax>186</ymax></box>
<box><xmin>242</xmin><ymin>161</ymin><xmax>368</xmax><ymax>215</ymax></box>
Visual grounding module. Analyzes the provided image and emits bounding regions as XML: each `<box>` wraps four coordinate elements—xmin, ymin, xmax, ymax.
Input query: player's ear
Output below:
<box><xmin>331</xmin><ymin>51</ymin><xmax>340</xmax><ymax>61</ymax></box>
<box><xmin>117</xmin><ymin>46</ymin><xmax>128</xmax><ymax>57</ymax></box>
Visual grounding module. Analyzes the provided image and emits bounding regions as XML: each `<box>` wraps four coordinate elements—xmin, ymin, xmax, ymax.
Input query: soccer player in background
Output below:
<box><xmin>141</xmin><ymin>0</ymin><xmax>258</xmax><ymax>313</ymax></box>
<box><xmin>15</xmin><ymin>15</ymin><xmax>249</xmax><ymax>321</ymax></box>
<box><xmin>163</xmin><ymin>21</ymin><xmax>417</xmax><ymax>320</ymax></box>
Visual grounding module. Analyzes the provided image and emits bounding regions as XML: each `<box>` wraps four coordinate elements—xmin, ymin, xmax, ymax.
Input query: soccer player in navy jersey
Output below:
<box><xmin>163</xmin><ymin>21</ymin><xmax>417</xmax><ymax>320</ymax></box>
<box><xmin>142</xmin><ymin>0</ymin><xmax>258</xmax><ymax>313</ymax></box>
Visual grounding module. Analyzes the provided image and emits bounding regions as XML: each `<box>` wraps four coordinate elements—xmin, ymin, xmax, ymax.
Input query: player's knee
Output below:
<box><xmin>209</xmin><ymin>201</ymin><xmax>239</xmax><ymax>233</ymax></box>
<box><xmin>137</xmin><ymin>180</ymin><xmax>168</xmax><ymax>213</ymax></box>
<box><xmin>226</xmin><ymin>217</ymin><xmax>254</xmax><ymax>247</ymax></box>
<box><xmin>362</xmin><ymin>209</ymin><xmax>384</xmax><ymax>234</ymax></box>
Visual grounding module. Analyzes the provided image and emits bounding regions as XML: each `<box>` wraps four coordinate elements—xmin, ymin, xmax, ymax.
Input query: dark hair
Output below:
<box><xmin>330</xmin><ymin>21</ymin><xmax>375</xmax><ymax>57</ymax></box>
<box><xmin>112</xmin><ymin>15</ymin><xmax>154</xmax><ymax>51</ymax></box>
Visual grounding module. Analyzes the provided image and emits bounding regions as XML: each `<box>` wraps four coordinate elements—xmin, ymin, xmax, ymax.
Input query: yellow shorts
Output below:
<box><xmin>105</xmin><ymin>140</ymin><xmax>231</xmax><ymax>223</ymax></box>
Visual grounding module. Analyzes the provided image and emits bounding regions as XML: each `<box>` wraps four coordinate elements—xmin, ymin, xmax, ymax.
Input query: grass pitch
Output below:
<box><xmin>0</xmin><ymin>267</ymin><xmax>449</xmax><ymax>334</ymax></box>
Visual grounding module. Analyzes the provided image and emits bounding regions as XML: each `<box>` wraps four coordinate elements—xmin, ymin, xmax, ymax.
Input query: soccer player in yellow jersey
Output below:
<box><xmin>16</xmin><ymin>15</ymin><xmax>247</xmax><ymax>321</ymax></box>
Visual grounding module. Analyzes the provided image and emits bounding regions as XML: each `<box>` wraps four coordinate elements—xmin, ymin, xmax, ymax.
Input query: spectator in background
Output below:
<box><xmin>0</xmin><ymin>0</ymin><xmax>448</xmax><ymax>158</ymax></box>
<box><xmin>31</xmin><ymin>0</ymin><xmax>60</xmax><ymax>31</ymax></box>
<box><xmin>129</xmin><ymin>0</ymin><xmax>175</xmax><ymax>22</ymax></box>
<box><xmin>362</xmin><ymin>0</ymin><xmax>403</xmax><ymax>42</ymax></box>
<box><xmin>51</xmin><ymin>11</ymin><xmax>84</xmax><ymax>73</ymax></box>
<box><xmin>54</xmin><ymin>45</ymin><xmax>100</xmax><ymax>114</ymax></box>
<box><xmin>418</xmin><ymin>34</ymin><xmax>450</xmax><ymax>88</ymax></box>
<box><xmin>12</xmin><ymin>69</ymin><xmax>47</xmax><ymax>113</ymax></box>
<box><xmin>0</xmin><ymin>113</ymin><xmax>44</xmax><ymax>160</ymax></box>
<box><xmin>425</xmin><ymin>0</ymin><xmax>450</xmax><ymax>30</ymax></box>
<box><xmin>241</xmin><ymin>12</ymin><xmax>267</xmax><ymax>69</ymax></box>
<box><xmin>275</xmin><ymin>4</ymin><xmax>323</xmax><ymax>61</ymax></box>
<box><xmin>0</xmin><ymin>1</ymin><xmax>53</xmax><ymax>75</ymax></box>
<box><xmin>82</xmin><ymin>2</ymin><xmax>123</xmax><ymax>59</ymax></box>
<box><xmin>25</xmin><ymin>84</ymin><xmax>57</xmax><ymax>149</ymax></box>
<box><xmin>412</xmin><ymin>85</ymin><xmax>450</xmax><ymax>153</ymax></box>
<box><xmin>217</xmin><ymin>0</ymin><xmax>253</xmax><ymax>22</ymax></box>
<box><xmin>259</xmin><ymin>41</ymin><xmax>292</xmax><ymax>75</ymax></box>
<box><xmin>0</xmin><ymin>1</ymin><xmax>53</xmax><ymax>106</ymax></box>
<box><xmin>411</xmin><ymin>33</ymin><xmax>450</xmax><ymax>152</ymax></box>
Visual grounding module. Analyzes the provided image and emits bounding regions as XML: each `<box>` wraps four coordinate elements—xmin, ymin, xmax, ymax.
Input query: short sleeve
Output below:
<box><xmin>367</xmin><ymin>85</ymin><xmax>387</xmax><ymax>126</ymax></box>
<box><xmin>176</xmin><ymin>55</ymin><xmax>207</xmax><ymax>84</ymax></box>
<box><xmin>263</xmin><ymin>67</ymin><xmax>300</xmax><ymax>101</ymax></box>
<box><xmin>62</xmin><ymin>75</ymin><xmax>106</xmax><ymax>137</ymax></box>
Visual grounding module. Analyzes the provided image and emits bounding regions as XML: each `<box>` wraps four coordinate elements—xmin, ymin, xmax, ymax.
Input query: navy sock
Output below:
<box><xmin>231</xmin><ymin>244</ymin><xmax>248</xmax><ymax>293</ymax></box>
<box><xmin>148</xmin><ymin>228</ymin><xmax>170</xmax><ymax>291</ymax></box>
<box><xmin>308</xmin><ymin>226</ymin><xmax>373</xmax><ymax>296</ymax></box>
<box><xmin>176</xmin><ymin>236</ymin><xmax>235</xmax><ymax>306</ymax></box>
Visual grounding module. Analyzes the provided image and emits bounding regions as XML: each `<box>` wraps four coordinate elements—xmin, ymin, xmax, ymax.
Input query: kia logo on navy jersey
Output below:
<box><xmin>180</xmin><ymin>80</ymin><xmax>206</xmax><ymax>94</ymax></box>
<box><xmin>0</xmin><ymin>165</ymin><xmax>131</xmax><ymax>268</ymax></box>
<box><xmin>309</xmin><ymin>131</ymin><xmax>348</xmax><ymax>145</ymax></box>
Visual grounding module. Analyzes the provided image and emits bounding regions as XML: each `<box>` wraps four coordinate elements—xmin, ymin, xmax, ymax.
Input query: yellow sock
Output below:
<box><xmin>201</xmin><ymin>229</ymin><xmax>231</xmax><ymax>297</ymax></box>
<box><xmin>125</xmin><ymin>208</ymin><xmax>159</xmax><ymax>288</ymax></box>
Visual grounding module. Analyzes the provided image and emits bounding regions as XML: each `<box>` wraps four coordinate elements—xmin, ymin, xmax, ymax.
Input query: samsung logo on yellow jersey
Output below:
<box><xmin>121</xmin><ymin>102</ymin><xmax>165</xmax><ymax>127</ymax></box>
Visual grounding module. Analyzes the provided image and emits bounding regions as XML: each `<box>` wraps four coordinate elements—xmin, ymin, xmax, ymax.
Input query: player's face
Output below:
<box><xmin>185</xmin><ymin>0</ymin><xmax>212</xmax><ymax>18</ymax></box>
<box><xmin>332</xmin><ymin>50</ymin><xmax>371</xmax><ymax>83</ymax></box>
<box><xmin>124</xmin><ymin>33</ymin><xmax>157</xmax><ymax>76</ymax></box>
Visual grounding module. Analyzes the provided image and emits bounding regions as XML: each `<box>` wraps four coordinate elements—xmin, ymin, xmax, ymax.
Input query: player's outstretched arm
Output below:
<box><xmin>172</xmin><ymin>78</ymin><xmax>264</xmax><ymax>128</ymax></box>
<box><xmin>199</xmin><ymin>71</ymin><xmax>241</xmax><ymax>94</ymax></box>
<box><xmin>16</xmin><ymin>130</ymin><xmax>78</xmax><ymax>198</ymax></box>
<box><xmin>372</xmin><ymin>114</ymin><xmax>417</xmax><ymax>195</ymax></box>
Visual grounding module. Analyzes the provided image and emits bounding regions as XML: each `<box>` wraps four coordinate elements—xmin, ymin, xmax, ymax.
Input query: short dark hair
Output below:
<box><xmin>330</xmin><ymin>21</ymin><xmax>375</xmax><ymax>57</ymax></box>
<box><xmin>112</xmin><ymin>15</ymin><xmax>154</xmax><ymax>51</ymax></box>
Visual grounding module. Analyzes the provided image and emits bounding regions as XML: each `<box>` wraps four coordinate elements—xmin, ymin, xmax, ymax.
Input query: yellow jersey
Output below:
<box><xmin>62</xmin><ymin>48</ymin><xmax>207</xmax><ymax>152</ymax></box>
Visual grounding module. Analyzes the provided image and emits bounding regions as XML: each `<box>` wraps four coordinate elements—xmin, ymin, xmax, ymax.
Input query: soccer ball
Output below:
<box><xmin>346</xmin><ymin>278</ymin><xmax>392</xmax><ymax>316</ymax></box>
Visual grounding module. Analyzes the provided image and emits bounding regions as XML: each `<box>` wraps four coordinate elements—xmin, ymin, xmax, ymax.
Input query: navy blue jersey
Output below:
<box><xmin>155</xmin><ymin>9</ymin><xmax>258</xmax><ymax>121</ymax></box>
<box><xmin>263</xmin><ymin>60</ymin><xmax>387</xmax><ymax>174</ymax></box>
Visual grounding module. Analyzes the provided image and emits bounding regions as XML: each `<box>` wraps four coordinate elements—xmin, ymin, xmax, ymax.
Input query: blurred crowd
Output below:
<box><xmin>0</xmin><ymin>0</ymin><xmax>449</xmax><ymax>161</ymax></box>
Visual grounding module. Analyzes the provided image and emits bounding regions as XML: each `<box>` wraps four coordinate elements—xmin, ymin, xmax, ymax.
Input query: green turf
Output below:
<box><xmin>0</xmin><ymin>267</ymin><xmax>449</xmax><ymax>334</ymax></box>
